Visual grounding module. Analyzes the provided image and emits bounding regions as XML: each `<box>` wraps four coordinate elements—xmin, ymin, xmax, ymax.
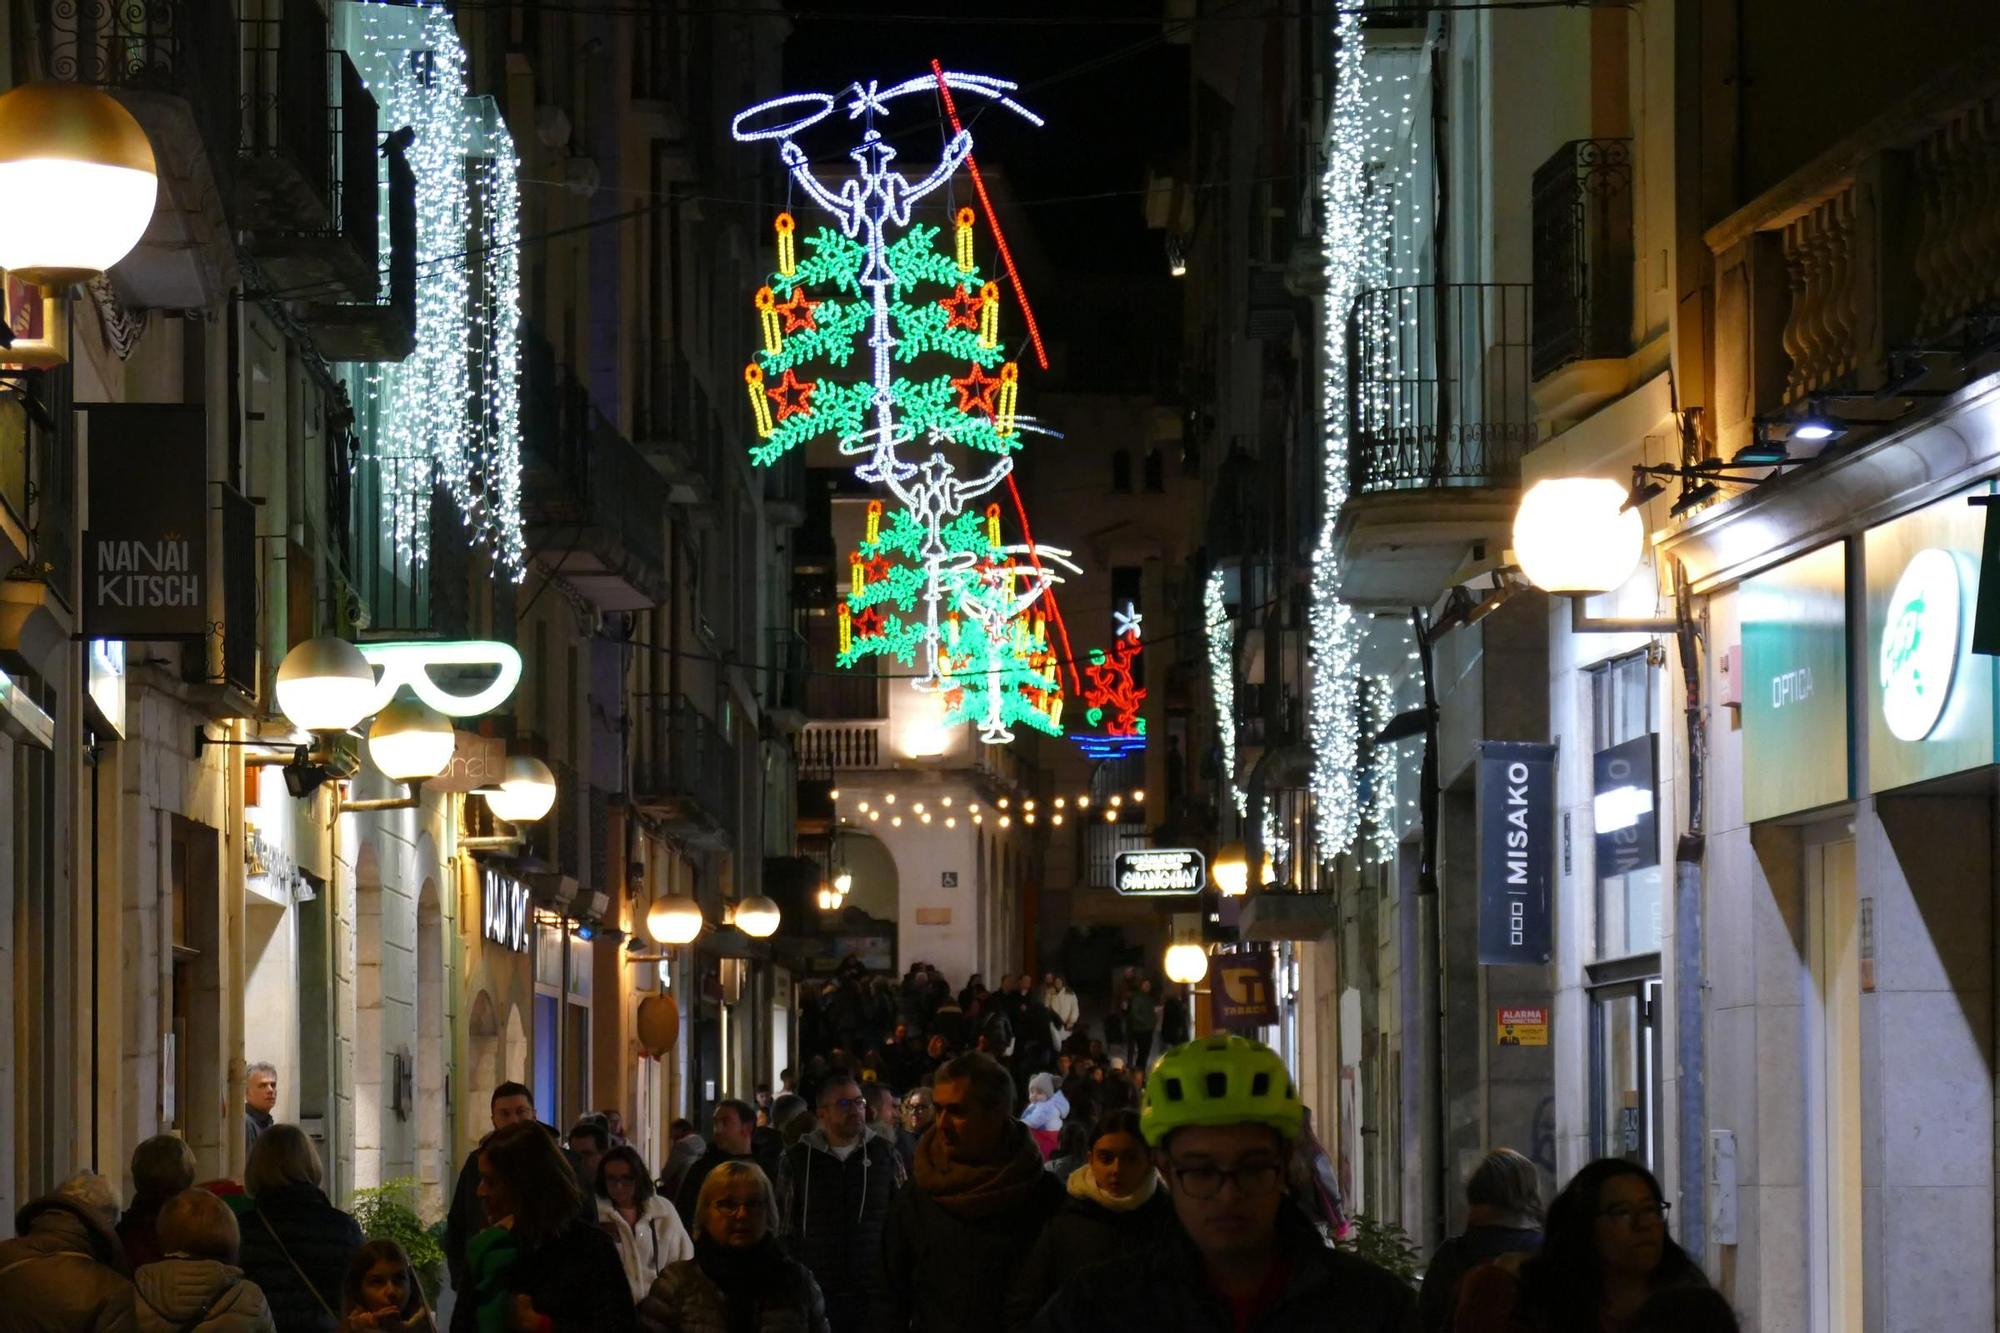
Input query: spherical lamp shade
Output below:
<box><xmin>646</xmin><ymin>894</ymin><xmax>704</xmax><ymax>946</ymax></box>
<box><xmin>275</xmin><ymin>637</ymin><xmax>377</xmax><ymax>733</ymax></box>
<box><xmin>0</xmin><ymin>82</ymin><xmax>159</xmax><ymax>286</ymax></box>
<box><xmin>367</xmin><ymin>698</ymin><xmax>455</xmax><ymax>783</ymax></box>
<box><xmin>1164</xmin><ymin>943</ymin><xmax>1210</xmax><ymax>985</ymax></box>
<box><xmin>482</xmin><ymin>755</ymin><xmax>556</xmax><ymax>824</ymax></box>
<box><xmin>735</xmin><ymin>895</ymin><xmax>782</xmax><ymax>938</ymax></box>
<box><xmin>1211</xmin><ymin>841</ymin><xmax>1250</xmax><ymax>897</ymax></box>
<box><xmin>1513</xmin><ymin>478</ymin><xmax>1645</xmax><ymax>594</ymax></box>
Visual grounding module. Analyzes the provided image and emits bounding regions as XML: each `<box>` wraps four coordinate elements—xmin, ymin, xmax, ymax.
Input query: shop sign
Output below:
<box><xmin>426</xmin><ymin>730</ymin><xmax>506</xmax><ymax>793</ymax></box>
<box><xmin>1592</xmin><ymin>736</ymin><xmax>1657</xmax><ymax>877</ymax></box>
<box><xmin>1865</xmin><ymin>488</ymin><xmax>1996</xmax><ymax>793</ymax></box>
<box><xmin>1476</xmin><ymin>741</ymin><xmax>1555</xmax><ymax>966</ymax></box>
<box><xmin>1212</xmin><ymin>949</ymin><xmax>1279</xmax><ymax>1032</ymax></box>
<box><xmin>1497</xmin><ymin>1005</ymin><xmax>1549</xmax><ymax>1046</ymax></box>
<box><xmin>1112</xmin><ymin>848</ymin><xmax>1206</xmax><ymax>895</ymax></box>
<box><xmin>357</xmin><ymin>641</ymin><xmax>523</xmax><ymax>717</ymax></box>
<box><xmin>245</xmin><ymin>825</ymin><xmax>305</xmax><ymax>902</ymax></box>
<box><xmin>83</xmin><ymin>404</ymin><xmax>208</xmax><ymax>640</ymax></box>
<box><xmin>86</xmin><ymin>639</ymin><xmax>126</xmax><ymax>740</ymax></box>
<box><xmin>1740</xmin><ymin>542</ymin><xmax>1851</xmax><ymax>822</ymax></box>
<box><xmin>483</xmin><ymin>869</ymin><xmax>530</xmax><ymax>952</ymax></box>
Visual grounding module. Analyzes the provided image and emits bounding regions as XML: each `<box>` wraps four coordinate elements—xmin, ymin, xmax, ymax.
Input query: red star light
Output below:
<box><xmin>852</xmin><ymin>606</ymin><xmax>886</xmax><ymax>637</ymax></box>
<box><xmin>863</xmin><ymin>554</ymin><xmax>894</xmax><ymax>583</ymax></box>
<box><xmin>775</xmin><ymin>288</ymin><xmax>820</xmax><ymax>333</ymax></box>
<box><xmin>952</xmin><ymin>363</ymin><xmax>1001</xmax><ymax>417</ymax></box>
<box><xmin>765</xmin><ymin>368</ymin><xmax>817</xmax><ymax>420</ymax></box>
<box><xmin>939</xmin><ymin>283</ymin><xmax>984</xmax><ymax>331</ymax></box>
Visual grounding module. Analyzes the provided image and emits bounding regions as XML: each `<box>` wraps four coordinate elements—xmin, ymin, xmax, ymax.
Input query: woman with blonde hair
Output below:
<box><xmin>237</xmin><ymin>1124</ymin><xmax>363</xmax><ymax>1331</ymax></box>
<box><xmin>637</xmin><ymin>1161</ymin><xmax>828</xmax><ymax>1333</ymax></box>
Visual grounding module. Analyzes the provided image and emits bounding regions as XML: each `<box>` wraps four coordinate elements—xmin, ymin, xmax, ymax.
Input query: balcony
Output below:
<box><xmin>1531</xmin><ymin>138</ymin><xmax>1635</xmax><ymax>422</ymax></box>
<box><xmin>239</xmin><ymin>0</ymin><xmax>381</xmax><ymax>305</ymax></box>
<box><xmin>523</xmin><ymin>326</ymin><xmax>669</xmax><ymax>610</ymax></box>
<box><xmin>799</xmin><ymin>720</ymin><xmax>887</xmax><ymax>773</ymax></box>
<box><xmin>38</xmin><ymin>0</ymin><xmax>239</xmax><ymax>309</ymax></box>
<box><xmin>1703</xmin><ymin>60</ymin><xmax>2000</xmax><ymax>462</ymax></box>
<box><xmin>1336</xmin><ymin>282</ymin><xmax>1533</xmax><ymax>605</ymax></box>
<box><xmin>304</xmin><ymin>123</ymin><xmax>415</xmax><ymax>362</ymax></box>
<box><xmin>633</xmin><ymin>696</ymin><xmax>737</xmax><ymax>847</ymax></box>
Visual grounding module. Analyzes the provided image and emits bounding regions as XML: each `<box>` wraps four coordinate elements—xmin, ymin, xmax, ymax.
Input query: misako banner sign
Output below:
<box><xmin>1476</xmin><ymin>740</ymin><xmax>1556</xmax><ymax>966</ymax></box>
<box><xmin>1211</xmin><ymin>949</ymin><xmax>1279</xmax><ymax>1032</ymax></box>
<box><xmin>84</xmin><ymin>404</ymin><xmax>208</xmax><ymax>640</ymax></box>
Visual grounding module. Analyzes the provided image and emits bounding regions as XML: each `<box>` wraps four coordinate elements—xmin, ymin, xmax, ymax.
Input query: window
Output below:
<box><xmin>1590</xmin><ymin>651</ymin><xmax>1661</xmax><ymax>958</ymax></box>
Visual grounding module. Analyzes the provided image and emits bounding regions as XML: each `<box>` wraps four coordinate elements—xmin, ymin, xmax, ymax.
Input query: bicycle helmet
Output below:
<box><xmin>1140</xmin><ymin>1033</ymin><xmax>1305</xmax><ymax>1146</ymax></box>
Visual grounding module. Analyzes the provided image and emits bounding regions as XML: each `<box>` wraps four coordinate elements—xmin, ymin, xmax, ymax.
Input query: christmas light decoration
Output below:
<box><xmin>1204</xmin><ymin>570</ymin><xmax>1246</xmax><ymax>816</ymax></box>
<box><xmin>1071</xmin><ymin>602</ymin><xmax>1147</xmax><ymax>758</ymax></box>
<box><xmin>346</xmin><ymin>1</ymin><xmax>523</xmax><ymax>578</ymax></box>
<box><xmin>1308</xmin><ymin>5</ymin><xmax>1402</xmax><ymax>852</ymax></box>
<box><xmin>756</xmin><ymin>287</ymin><xmax>783</xmax><ymax>354</ymax></box>
<box><xmin>955</xmin><ymin>207</ymin><xmax>976</xmax><ymax>273</ymax></box>
<box><xmin>775</xmin><ymin>212</ymin><xmax>797</xmax><ymax>277</ymax></box>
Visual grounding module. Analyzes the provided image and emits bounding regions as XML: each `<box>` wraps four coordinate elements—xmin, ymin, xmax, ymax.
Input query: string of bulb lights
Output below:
<box><xmin>831</xmin><ymin>787</ymin><xmax>1147</xmax><ymax>834</ymax></box>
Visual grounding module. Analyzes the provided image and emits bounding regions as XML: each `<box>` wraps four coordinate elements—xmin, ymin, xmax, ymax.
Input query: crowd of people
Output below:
<box><xmin>0</xmin><ymin>954</ymin><xmax>1748</xmax><ymax>1332</ymax></box>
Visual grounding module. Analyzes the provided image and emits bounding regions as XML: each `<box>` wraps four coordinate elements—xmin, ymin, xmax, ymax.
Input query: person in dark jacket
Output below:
<box><xmin>1417</xmin><ymin>1148</ymin><xmax>1543</xmax><ymax>1333</ymax></box>
<box><xmin>1005</xmin><ymin>1109</ymin><xmax>1174</xmax><ymax>1330</ymax></box>
<box><xmin>1031</xmin><ymin>1034</ymin><xmax>1413</xmax><ymax>1333</ymax></box>
<box><xmin>775</xmin><ymin>1075</ymin><xmax>900</xmax><ymax>1333</ymax></box>
<box><xmin>0</xmin><ymin>1169</ymin><xmax>137</xmax><ymax>1330</ymax></box>
<box><xmin>452</xmin><ymin>1119</ymin><xmax>638</xmax><ymax>1333</ymax></box>
<box><xmin>674</xmin><ymin>1099</ymin><xmax>770</xmax><ymax>1227</ymax></box>
<box><xmin>442</xmin><ymin>1081</ymin><xmax>540</xmax><ymax>1298</ymax></box>
<box><xmin>245</xmin><ymin>1063</ymin><xmax>278</xmax><ymax>1165</ymax></box>
<box><xmin>639</xmin><ymin>1161</ymin><xmax>829</xmax><ymax>1333</ymax></box>
<box><xmin>237</xmin><ymin>1124</ymin><xmax>363</xmax><ymax>1331</ymax></box>
<box><xmin>880</xmin><ymin>1053</ymin><xmax>1065</xmax><ymax>1333</ymax></box>
<box><xmin>120</xmin><ymin>1132</ymin><xmax>198</xmax><ymax>1270</ymax></box>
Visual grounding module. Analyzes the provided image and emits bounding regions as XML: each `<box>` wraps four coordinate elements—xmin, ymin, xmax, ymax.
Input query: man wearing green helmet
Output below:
<box><xmin>1029</xmin><ymin>1033</ymin><xmax>1414</xmax><ymax>1332</ymax></box>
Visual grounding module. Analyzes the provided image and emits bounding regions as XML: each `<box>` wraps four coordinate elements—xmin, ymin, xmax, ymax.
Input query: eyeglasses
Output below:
<box><xmin>1599</xmin><ymin>1201</ymin><xmax>1671</xmax><ymax>1227</ymax></box>
<box><xmin>823</xmin><ymin>1097</ymin><xmax>865</xmax><ymax>1112</ymax></box>
<box><xmin>711</xmin><ymin>1198</ymin><xmax>766</xmax><ymax>1215</ymax></box>
<box><xmin>1167</xmin><ymin>1160</ymin><xmax>1282</xmax><ymax>1200</ymax></box>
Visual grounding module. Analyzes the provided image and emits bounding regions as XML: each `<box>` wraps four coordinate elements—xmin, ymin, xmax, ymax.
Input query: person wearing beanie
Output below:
<box><xmin>0</xmin><ymin>1169</ymin><xmax>139</xmax><ymax>1329</ymax></box>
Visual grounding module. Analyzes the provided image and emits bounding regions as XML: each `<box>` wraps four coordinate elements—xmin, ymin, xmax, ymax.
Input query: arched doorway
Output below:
<box><xmin>415</xmin><ymin>877</ymin><xmax>446</xmax><ymax>1217</ymax></box>
<box><xmin>466</xmin><ymin>990</ymin><xmax>500</xmax><ymax>1157</ymax></box>
<box><xmin>354</xmin><ymin>839</ymin><xmax>385</xmax><ymax>1190</ymax></box>
<box><xmin>504</xmin><ymin>1005</ymin><xmax>528</xmax><ymax>1085</ymax></box>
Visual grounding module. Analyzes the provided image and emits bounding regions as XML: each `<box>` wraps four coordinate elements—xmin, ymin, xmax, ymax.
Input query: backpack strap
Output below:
<box><xmin>252</xmin><ymin>1209</ymin><xmax>338</xmax><ymax>1319</ymax></box>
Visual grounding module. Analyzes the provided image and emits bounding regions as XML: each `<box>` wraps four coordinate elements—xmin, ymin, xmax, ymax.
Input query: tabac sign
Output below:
<box><xmin>83</xmin><ymin>404</ymin><xmax>208</xmax><ymax>640</ymax></box>
<box><xmin>1112</xmin><ymin>848</ymin><xmax>1205</xmax><ymax>895</ymax></box>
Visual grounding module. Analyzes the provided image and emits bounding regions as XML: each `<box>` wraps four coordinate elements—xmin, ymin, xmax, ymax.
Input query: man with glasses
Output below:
<box><xmin>881</xmin><ymin>1052</ymin><xmax>1066</xmax><ymax>1333</ymax></box>
<box><xmin>1030</xmin><ymin>1034</ymin><xmax>1413</xmax><ymax>1332</ymax></box>
<box><xmin>774</xmin><ymin>1075</ymin><xmax>900</xmax><ymax>1333</ymax></box>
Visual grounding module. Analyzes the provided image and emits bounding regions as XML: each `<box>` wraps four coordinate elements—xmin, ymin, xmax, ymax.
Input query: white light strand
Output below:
<box><xmin>1365</xmin><ymin>675</ymin><xmax>1399</xmax><ymax>863</ymax></box>
<box><xmin>1204</xmin><ymin>568</ymin><xmax>1246</xmax><ymax>817</ymax></box>
<box><xmin>350</xmin><ymin>3</ymin><xmax>524</xmax><ymax>579</ymax></box>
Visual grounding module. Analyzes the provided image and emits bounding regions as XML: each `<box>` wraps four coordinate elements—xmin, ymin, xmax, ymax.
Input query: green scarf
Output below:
<box><xmin>914</xmin><ymin>1119</ymin><xmax>1047</xmax><ymax>1221</ymax></box>
<box><xmin>465</xmin><ymin>1224</ymin><xmax>521</xmax><ymax>1333</ymax></box>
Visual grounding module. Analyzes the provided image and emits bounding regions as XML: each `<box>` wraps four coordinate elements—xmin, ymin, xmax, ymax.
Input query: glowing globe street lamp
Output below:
<box><xmin>0</xmin><ymin>81</ymin><xmax>159</xmax><ymax>286</ymax></box>
<box><xmin>1164</xmin><ymin>942</ymin><xmax>1210</xmax><ymax>985</ymax></box>
<box><xmin>275</xmin><ymin>637</ymin><xmax>376</xmax><ymax>734</ymax></box>
<box><xmin>1512</xmin><ymin>477</ymin><xmax>1645</xmax><ymax>595</ymax></box>
<box><xmin>481</xmin><ymin>755</ymin><xmax>557</xmax><ymax>824</ymax></box>
<box><xmin>366</xmin><ymin>698</ymin><xmax>455</xmax><ymax>784</ymax></box>
<box><xmin>734</xmin><ymin>895</ymin><xmax>782</xmax><ymax>938</ymax></box>
<box><xmin>646</xmin><ymin>894</ymin><xmax>704</xmax><ymax>946</ymax></box>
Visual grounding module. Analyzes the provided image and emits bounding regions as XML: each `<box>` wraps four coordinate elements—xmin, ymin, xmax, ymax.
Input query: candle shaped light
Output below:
<box><xmin>755</xmin><ymin>287</ymin><xmax>783</xmax><ymax>355</ymax></box>
<box><xmin>744</xmin><ymin>365</ymin><xmax>774</xmax><ymax>437</ymax></box>
<box><xmin>775</xmin><ymin>212</ymin><xmax>796</xmax><ymax>277</ymax></box>
<box><xmin>996</xmin><ymin>362</ymin><xmax>1021</xmax><ymax>437</ymax></box>
<box><xmin>865</xmin><ymin>499</ymin><xmax>883</xmax><ymax>545</ymax></box>
<box><xmin>850</xmin><ymin>555</ymin><xmax>864</xmax><ymax>597</ymax></box>
<box><xmin>986</xmin><ymin>503</ymin><xmax>1002</xmax><ymax>547</ymax></box>
<box><xmin>955</xmin><ymin>206</ymin><xmax>976</xmax><ymax>273</ymax></box>
<box><xmin>979</xmin><ymin>280</ymin><xmax>1000</xmax><ymax>349</ymax></box>
<box><xmin>838</xmin><ymin>602</ymin><xmax>853</xmax><ymax>654</ymax></box>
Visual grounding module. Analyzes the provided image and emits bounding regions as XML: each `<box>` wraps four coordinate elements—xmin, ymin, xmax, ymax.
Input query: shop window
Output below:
<box><xmin>1589</xmin><ymin>973</ymin><xmax>1662</xmax><ymax>1170</ymax></box>
<box><xmin>1589</xmin><ymin>651</ymin><xmax>1662</xmax><ymax>959</ymax></box>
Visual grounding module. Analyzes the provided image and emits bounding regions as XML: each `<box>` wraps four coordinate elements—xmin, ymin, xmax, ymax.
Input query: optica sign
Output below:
<box><xmin>358</xmin><ymin>641</ymin><xmax>523</xmax><ymax>717</ymax></box>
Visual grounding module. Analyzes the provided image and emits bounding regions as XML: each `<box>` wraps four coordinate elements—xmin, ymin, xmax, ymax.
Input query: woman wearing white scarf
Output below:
<box><xmin>1002</xmin><ymin>1109</ymin><xmax>1175</xmax><ymax>1330</ymax></box>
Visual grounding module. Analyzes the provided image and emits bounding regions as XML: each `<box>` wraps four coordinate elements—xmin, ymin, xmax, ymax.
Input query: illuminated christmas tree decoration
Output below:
<box><xmin>1071</xmin><ymin>602</ymin><xmax>1147</xmax><ymax>756</ymax></box>
<box><xmin>955</xmin><ymin>207</ymin><xmax>977</xmax><ymax>272</ymax></box>
<box><xmin>766</xmin><ymin>367</ymin><xmax>818</xmax><ymax>421</ymax></box>
<box><xmin>951</xmin><ymin>362</ymin><xmax>1002</xmax><ymax>417</ymax></box>
<box><xmin>344</xmin><ymin>1</ymin><xmax>524</xmax><ymax>578</ymax></box>
<box><xmin>940</xmin><ymin>283</ymin><xmax>984</xmax><ymax>332</ymax></box>
<box><xmin>744</xmin><ymin>365</ymin><xmax>775</xmax><ymax>437</ymax></box>
<box><xmin>756</xmin><ymin>287</ymin><xmax>783</xmax><ymax>355</ymax></box>
<box><xmin>775</xmin><ymin>211</ymin><xmax>797</xmax><ymax>277</ymax></box>
<box><xmin>776</xmin><ymin>287</ymin><xmax>820</xmax><ymax>334</ymax></box>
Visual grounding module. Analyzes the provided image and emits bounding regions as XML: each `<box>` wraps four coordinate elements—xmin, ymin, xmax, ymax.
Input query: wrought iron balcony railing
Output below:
<box><xmin>1531</xmin><ymin>138</ymin><xmax>1635</xmax><ymax>381</ymax></box>
<box><xmin>1348</xmin><ymin>282</ymin><xmax>1534</xmax><ymax>494</ymax></box>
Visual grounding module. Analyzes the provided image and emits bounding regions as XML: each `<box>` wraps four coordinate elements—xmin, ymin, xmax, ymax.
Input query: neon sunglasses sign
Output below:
<box><xmin>357</xmin><ymin>641</ymin><xmax>523</xmax><ymax>718</ymax></box>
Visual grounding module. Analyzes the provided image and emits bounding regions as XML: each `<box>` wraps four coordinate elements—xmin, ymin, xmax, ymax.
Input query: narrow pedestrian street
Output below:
<box><xmin>1</xmin><ymin>1</ymin><xmax>1999</xmax><ymax>1330</ymax></box>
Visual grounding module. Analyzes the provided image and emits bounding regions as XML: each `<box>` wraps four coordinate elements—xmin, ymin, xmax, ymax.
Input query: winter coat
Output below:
<box><xmin>119</xmin><ymin>1194</ymin><xmax>173</xmax><ymax>1271</ymax></box>
<box><xmin>1416</xmin><ymin>1224</ymin><xmax>1541</xmax><ymax>1333</ymax></box>
<box><xmin>1043</xmin><ymin>988</ymin><xmax>1079</xmax><ymax>1038</ymax></box>
<box><xmin>462</xmin><ymin>1217</ymin><xmax>638</xmax><ymax>1333</ymax></box>
<box><xmin>637</xmin><ymin>1251</ymin><xmax>830</xmax><ymax>1333</ymax></box>
<box><xmin>236</xmin><ymin>1183</ymin><xmax>364</xmax><ymax>1332</ymax></box>
<box><xmin>599</xmin><ymin>1194</ymin><xmax>695</xmax><ymax>1303</ymax></box>
<box><xmin>878</xmin><ymin>1149</ymin><xmax>1065</xmax><ymax>1333</ymax></box>
<box><xmin>1028</xmin><ymin>1202</ymin><xmax>1414</xmax><ymax>1333</ymax></box>
<box><xmin>133</xmin><ymin>1258</ymin><xmax>277</xmax><ymax>1332</ymax></box>
<box><xmin>0</xmin><ymin>1195</ymin><xmax>138</xmax><ymax>1331</ymax></box>
<box><xmin>1124</xmin><ymin>989</ymin><xmax>1157</xmax><ymax>1034</ymax></box>
<box><xmin>246</xmin><ymin>1107</ymin><xmax>275</xmax><ymax>1165</ymax></box>
<box><xmin>774</xmin><ymin>1131</ymin><xmax>899</xmax><ymax>1333</ymax></box>
<box><xmin>1003</xmin><ymin>1177</ymin><xmax>1175</xmax><ymax>1331</ymax></box>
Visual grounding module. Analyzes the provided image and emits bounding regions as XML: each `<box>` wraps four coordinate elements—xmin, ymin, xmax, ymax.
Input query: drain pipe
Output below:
<box><xmin>1670</xmin><ymin>562</ymin><xmax>1708</xmax><ymax>1264</ymax></box>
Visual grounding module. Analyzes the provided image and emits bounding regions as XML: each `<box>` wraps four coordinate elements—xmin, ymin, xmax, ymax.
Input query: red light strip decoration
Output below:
<box><xmin>931</xmin><ymin>58</ymin><xmax>1049</xmax><ymax>373</ymax></box>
